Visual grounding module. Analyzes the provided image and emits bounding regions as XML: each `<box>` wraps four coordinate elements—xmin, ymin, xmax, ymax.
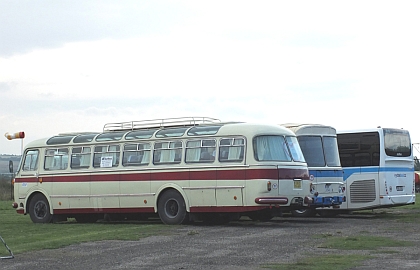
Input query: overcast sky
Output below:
<box><xmin>1</xmin><ymin>1</ymin><xmax>419</xmax><ymax>155</ymax></box>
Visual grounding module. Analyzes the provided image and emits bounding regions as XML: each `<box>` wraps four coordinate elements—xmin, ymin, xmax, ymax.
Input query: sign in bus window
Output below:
<box><xmin>93</xmin><ymin>144</ymin><xmax>120</xmax><ymax>168</ymax></box>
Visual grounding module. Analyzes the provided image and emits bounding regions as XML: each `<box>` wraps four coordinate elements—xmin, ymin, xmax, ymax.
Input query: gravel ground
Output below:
<box><xmin>1</xmin><ymin>210</ymin><xmax>420</xmax><ymax>270</ymax></box>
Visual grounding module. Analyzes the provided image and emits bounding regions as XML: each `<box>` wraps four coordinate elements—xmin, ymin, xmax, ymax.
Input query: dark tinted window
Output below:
<box><xmin>96</xmin><ymin>132</ymin><xmax>126</xmax><ymax>142</ymax></box>
<box><xmin>337</xmin><ymin>132</ymin><xmax>380</xmax><ymax>167</ymax></box>
<box><xmin>187</xmin><ymin>125</ymin><xmax>221</xmax><ymax>136</ymax></box>
<box><xmin>155</xmin><ymin>127</ymin><xmax>188</xmax><ymax>138</ymax></box>
<box><xmin>297</xmin><ymin>136</ymin><xmax>324</xmax><ymax>167</ymax></box>
<box><xmin>73</xmin><ymin>134</ymin><xmax>98</xmax><ymax>143</ymax></box>
<box><xmin>125</xmin><ymin>129</ymin><xmax>157</xmax><ymax>140</ymax></box>
<box><xmin>47</xmin><ymin>136</ymin><xmax>74</xmax><ymax>145</ymax></box>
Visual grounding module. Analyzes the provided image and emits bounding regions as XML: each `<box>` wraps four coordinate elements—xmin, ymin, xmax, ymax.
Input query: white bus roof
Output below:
<box><xmin>337</xmin><ymin>127</ymin><xmax>409</xmax><ymax>134</ymax></box>
<box><xmin>281</xmin><ymin>123</ymin><xmax>336</xmax><ymax>136</ymax></box>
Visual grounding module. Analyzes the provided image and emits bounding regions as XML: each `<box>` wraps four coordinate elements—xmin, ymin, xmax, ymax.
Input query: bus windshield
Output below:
<box><xmin>384</xmin><ymin>129</ymin><xmax>411</xmax><ymax>157</ymax></box>
<box><xmin>323</xmin><ymin>136</ymin><xmax>341</xmax><ymax>167</ymax></box>
<box><xmin>297</xmin><ymin>136</ymin><xmax>340</xmax><ymax>167</ymax></box>
<box><xmin>297</xmin><ymin>136</ymin><xmax>324</xmax><ymax>167</ymax></box>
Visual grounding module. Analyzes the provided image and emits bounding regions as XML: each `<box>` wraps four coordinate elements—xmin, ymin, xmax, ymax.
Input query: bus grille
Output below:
<box><xmin>350</xmin><ymin>179</ymin><xmax>376</xmax><ymax>203</ymax></box>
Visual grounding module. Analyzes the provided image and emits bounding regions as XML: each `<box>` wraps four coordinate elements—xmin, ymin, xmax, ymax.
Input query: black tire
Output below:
<box><xmin>291</xmin><ymin>208</ymin><xmax>316</xmax><ymax>217</ymax></box>
<box><xmin>28</xmin><ymin>194</ymin><xmax>52</xmax><ymax>223</ymax></box>
<box><xmin>248</xmin><ymin>209</ymin><xmax>274</xmax><ymax>222</ymax></box>
<box><xmin>158</xmin><ymin>190</ymin><xmax>188</xmax><ymax>225</ymax></box>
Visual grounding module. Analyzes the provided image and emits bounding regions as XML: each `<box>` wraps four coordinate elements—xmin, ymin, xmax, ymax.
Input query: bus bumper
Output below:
<box><xmin>311</xmin><ymin>195</ymin><xmax>345</xmax><ymax>208</ymax></box>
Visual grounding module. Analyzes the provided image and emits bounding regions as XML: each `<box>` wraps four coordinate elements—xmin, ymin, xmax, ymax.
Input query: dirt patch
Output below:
<box><xmin>1</xmin><ymin>210</ymin><xmax>420</xmax><ymax>270</ymax></box>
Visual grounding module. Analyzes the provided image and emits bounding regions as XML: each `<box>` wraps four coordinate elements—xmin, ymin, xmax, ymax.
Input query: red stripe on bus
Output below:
<box><xmin>14</xmin><ymin>168</ymin><xmax>309</xmax><ymax>183</ymax></box>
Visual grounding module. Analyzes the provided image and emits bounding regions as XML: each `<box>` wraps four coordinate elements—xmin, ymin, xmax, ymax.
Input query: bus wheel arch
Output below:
<box><xmin>27</xmin><ymin>192</ymin><xmax>53</xmax><ymax>223</ymax></box>
<box><xmin>157</xmin><ymin>188</ymin><xmax>189</xmax><ymax>225</ymax></box>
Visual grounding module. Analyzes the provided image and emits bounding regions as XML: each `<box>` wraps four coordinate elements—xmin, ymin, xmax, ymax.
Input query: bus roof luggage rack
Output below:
<box><xmin>103</xmin><ymin>117</ymin><xmax>221</xmax><ymax>132</ymax></box>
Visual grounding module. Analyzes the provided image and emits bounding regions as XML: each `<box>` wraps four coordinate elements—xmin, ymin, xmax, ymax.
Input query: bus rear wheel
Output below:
<box><xmin>158</xmin><ymin>190</ymin><xmax>188</xmax><ymax>225</ymax></box>
<box><xmin>29</xmin><ymin>194</ymin><xmax>52</xmax><ymax>223</ymax></box>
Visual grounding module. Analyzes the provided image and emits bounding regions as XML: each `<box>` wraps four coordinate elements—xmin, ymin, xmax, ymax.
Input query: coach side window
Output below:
<box><xmin>71</xmin><ymin>147</ymin><xmax>91</xmax><ymax>169</ymax></box>
<box><xmin>122</xmin><ymin>143</ymin><xmax>151</xmax><ymax>166</ymax></box>
<box><xmin>22</xmin><ymin>150</ymin><xmax>39</xmax><ymax>171</ymax></box>
<box><xmin>186</xmin><ymin>139</ymin><xmax>216</xmax><ymax>163</ymax></box>
<box><xmin>154</xmin><ymin>141</ymin><xmax>182</xmax><ymax>165</ymax></box>
<box><xmin>44</xmin><ymin>148</ymin><xmax>69</xmax><ymax>170</ymax></box>
<box><xmin>219</xmin><ymin>137</ymin><xmax>245</xmax><ymax>162</ymax></box>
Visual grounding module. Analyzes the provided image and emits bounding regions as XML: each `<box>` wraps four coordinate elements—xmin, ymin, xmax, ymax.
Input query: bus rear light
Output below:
<box><xmin>255</xmin><ymin>197</ymin><xmax>288</xmax><ymax>204</ymax></box>
<box><xmin>12</xmin><ymin>202</ymin><xmax>18</xmax><ymax>208</ymax></box>
<box><xmin>267</xmin><ymin>181</ymin><xmax>272</xmax><ymax>191</ymax></box>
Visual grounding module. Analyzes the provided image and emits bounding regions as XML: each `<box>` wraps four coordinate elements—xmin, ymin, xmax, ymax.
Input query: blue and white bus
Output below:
<box><xmin>282</xmin><ymin>124</ymin><xmax>345</xmax><ymax>217</ymax></box>
<box><xmin>337</xmin><ymin>127</ymin><xmax>415</xmax><ymax>211</ymax></box>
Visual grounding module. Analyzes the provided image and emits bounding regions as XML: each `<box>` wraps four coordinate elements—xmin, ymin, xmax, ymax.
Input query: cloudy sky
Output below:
<box><xmin>1</xmin><ymin>1</ymin><xmax>419</xmax><ymax>155</ymax></box>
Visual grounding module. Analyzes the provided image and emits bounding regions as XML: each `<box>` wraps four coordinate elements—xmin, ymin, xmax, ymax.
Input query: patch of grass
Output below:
<box><xmin>318</xmin><ymin>235</ymin><xmax>413</xmax><ymax>250</ymax></box>
<box><xmin>262</xmin><ymin>254</ymin><xmax>371</xmax><ymax>270</ymax></box>
<box><xmin>0</xmin><ymin>200</ymin><xmax>172</xmax><ymax>256</ymax></box>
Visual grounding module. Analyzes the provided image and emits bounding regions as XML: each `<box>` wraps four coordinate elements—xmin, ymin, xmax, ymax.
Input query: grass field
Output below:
<box><xmin>0</xmin><ymin>200</ymin><xmax>169</xmax><ymax>257</ymax></box>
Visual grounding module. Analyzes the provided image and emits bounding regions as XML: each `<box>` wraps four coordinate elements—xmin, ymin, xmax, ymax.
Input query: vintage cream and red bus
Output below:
<box><xmin>12</xmin><ymin>117</ymin><xmax>314</xmax><ymax>225</ymax></box>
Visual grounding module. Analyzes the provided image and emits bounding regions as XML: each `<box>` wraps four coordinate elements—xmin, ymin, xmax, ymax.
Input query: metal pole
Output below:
<box><xmin>0</xmin><ymin>235</ymin><xmax>14</xmax><ymax>259</ymax></box>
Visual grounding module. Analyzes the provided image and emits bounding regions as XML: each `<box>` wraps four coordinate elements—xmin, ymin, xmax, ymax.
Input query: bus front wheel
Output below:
<box><xmin>158</xmin><ymin>190</ymin><xmax>188</xmax><ymax>225</ymax></box>
<box><xmin>28</xmin><ymin>194</ymin><xmax>53</xmax><ymax>223</ymax></box>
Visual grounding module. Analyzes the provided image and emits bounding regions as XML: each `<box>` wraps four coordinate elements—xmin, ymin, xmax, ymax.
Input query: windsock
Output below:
<box><xmin>4</xmin><ymin>132</ymin><xmax>25</xmax><ymax>140</ymax></box>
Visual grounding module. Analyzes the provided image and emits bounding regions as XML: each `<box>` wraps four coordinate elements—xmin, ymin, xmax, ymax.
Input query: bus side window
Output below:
<box><xmin>185</xmin><ymin>139</ymin><xmax>216</xmax><ymax>163</ymax></box>
<box><xmin>340</xmin><ymin>153</ymin><xmax>354</xmax><ymax>167</ymax></box>
<box><xmin>44</xmin><ymin>148</ymin><xmax>69</xmax><ymax>171</ymax></box>
<box><xmin>354</xmin><ymin>152</ymin><xmax>371</xmax><ymax>166</ymax></box>
<box><xmin>219</xmin><ymin>137</ymin><xmax>245</xmax><ymax>162</ymax></box>
<box><xmin>122</xmin><ymin>143</ymin><xmax>151</xmax><ymax>167</ymax></box>
<box><xmin>71</xmin><ymin>147</ymin><xmax>91</xmax><ymax>169</ymax></box>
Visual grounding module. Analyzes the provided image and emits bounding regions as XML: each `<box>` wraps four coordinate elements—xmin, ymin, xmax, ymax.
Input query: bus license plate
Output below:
<box><xmin>396</xmin><ymin>186</ymin><xmax>403</xmax><ymax>191</ymax></box>
<box><xmin>294</xmin><ymin>180</ymin><xmax>302</xmax><ymax>189</ymax></box>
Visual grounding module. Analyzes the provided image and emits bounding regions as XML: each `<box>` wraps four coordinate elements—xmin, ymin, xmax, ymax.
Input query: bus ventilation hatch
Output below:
<box><xmin>350</xmin><ymin>179</ymin><xmax>376</xmax><ymax>203</ymax></box>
